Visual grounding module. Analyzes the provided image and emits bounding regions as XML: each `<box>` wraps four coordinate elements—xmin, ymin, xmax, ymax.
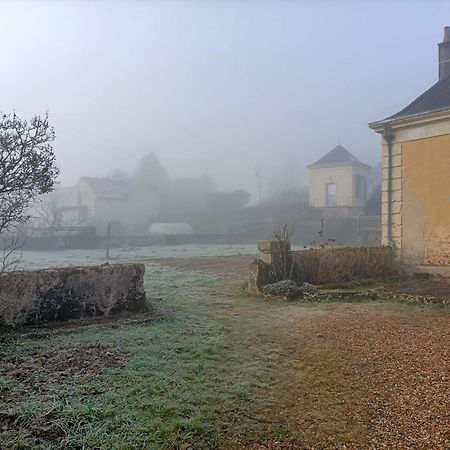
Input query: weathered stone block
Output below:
<box><xmin>257</xmin><ymin>240</ymin><xmax>280</xmax><ymax>254</ymax></box>
<box><xmin>248</xmin><ymin>259</ymin><xmax>274</xmax><ymax>295</ymax></box>
<box><xmin>382</xmin><ymin>166</ymin><xmax>402</xmax><ymax>180</ymax></box>
<box><xmin>257</xmin><ymin>240</ymin><xmax>281</xmax><ymax>264</ymax></box>
<box><xmin>0</xmin><ymin>263</ymin><xmax>147</xmax><ymax>326</ymax></box>
<box><xmin>382</xmin><ymin>189</ymin><xmax>402</xmax><ymax>203</ymax></box>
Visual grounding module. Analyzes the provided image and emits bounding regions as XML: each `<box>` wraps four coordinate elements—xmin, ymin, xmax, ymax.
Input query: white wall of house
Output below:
<box><xmin>65</xmin><ymin>179</ymin><xmax>161</xmax><ymax>228</ymax></box>
<box><xmin>95</xmin><ymin>185</ymin><xmax>160</xmax><ymax>226</ymax></box>
<box><xmin>65</xmin><ymin>178</ymin><xmax>97</xmax><ymax>223</ymax></box>
<box><xmin>309</xmin><ymin>164</ymin><xmax>369</xmax><ymax>208</ymax></box>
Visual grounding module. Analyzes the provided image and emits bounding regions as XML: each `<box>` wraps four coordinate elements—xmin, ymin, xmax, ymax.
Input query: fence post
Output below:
<box><xmin>106</xmin><ymin>222</ymin><xmax>111</xmax><ymax>260</ymax></box>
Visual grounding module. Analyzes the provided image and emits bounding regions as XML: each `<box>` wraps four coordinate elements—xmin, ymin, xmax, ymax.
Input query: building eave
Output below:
<box><xmin>369</xmin><ymin>108</ymin><xmax>450</xmax><ymax>133</ymax></box>
<box><xmin>307</xmin><ymin>161</ymin><xmax>371</xmax><ymax>171</ymax></box>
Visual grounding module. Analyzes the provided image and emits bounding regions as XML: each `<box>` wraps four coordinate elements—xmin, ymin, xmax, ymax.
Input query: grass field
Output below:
<box><xmin>1</xmin><ymin>256</ymin><xmax>450</xmax><ymax>449</ymax></box>
<box><xmin>1</xmin><ymin>265</ymin><xmax>273</xmax><ymax>449</ymax></box>
<box><xmin>16</xmin><ymin>244</ymin><xmax>257</xmax><ymax>270</ymax></box>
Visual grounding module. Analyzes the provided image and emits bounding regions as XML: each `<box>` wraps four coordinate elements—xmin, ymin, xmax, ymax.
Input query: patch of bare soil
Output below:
<box><xmin>389</xmin><ymin>279</ymin><xmax>450</xmax><ymax>300</ymax></box>
<box><xmin>0</xmin><ymin>343</ymin><xmax>127</xmax><ymax>446</ymax></box>
<box><xmin>9</xmin><ymin>311</ymin><xmax>162</xmax><ymax>338</ymax></box>
<box><xmin>243</xmin><ymin>307</ymin><xmax>450</xmax><ymax>449</ymax></box>
<box><xmin>1</xmin><ymin>343</ymin><xmax>126</xmax><ymax>396</ymax></box>
<box><xmin>0</xmin><ymin>408</ymin><xmax>66</xmax><ymax>446</ymax></box>
<box><xmin>152</xmin><ymin>255</ymin><xmax>254</xmax><ymax>277</ymax></box>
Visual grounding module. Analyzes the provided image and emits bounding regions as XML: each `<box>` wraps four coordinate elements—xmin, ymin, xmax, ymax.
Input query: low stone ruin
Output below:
<box><xmin>248</xmin><ymin>240</ymin><xmax>396</xmax><ymax>294</ymax></box>
<box><xmin>0</xmin><ymin>263</ymin><xmax>147</xmax><ymax>326</ymax></box>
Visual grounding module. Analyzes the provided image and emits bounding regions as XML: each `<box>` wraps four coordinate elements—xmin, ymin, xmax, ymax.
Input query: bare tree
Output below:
<box><xmin>0</xmin><ymin>112</ymin><xmax>58</xmax><ymax>269</ymax></box>
<box><xmin>134</xmin><ymin>152</ymin><xmax>170</xmax><ymax>193</ymax></box>
<box><xmin>0</xmin><ymin>236</ymin><xmax>23</xmax><ymax>272</ymax></box>
<box><xmin>105</xmin><ymin>168</ymin><xmax>131</xmax><ymax>182</ymax></box>
<box><xmin>33</xmin><ymin>190</ymin><xmax>83</xmax><ymax>239</ymax></box>
<box><xmin>34</xmin><ymin>192</ymin><xmax>64</xmax><ymax>237</ymax></box>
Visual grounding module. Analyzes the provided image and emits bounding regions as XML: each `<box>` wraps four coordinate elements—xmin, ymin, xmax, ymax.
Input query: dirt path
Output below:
<box><xmin>390</xmin><ymin>278</ymin><xmax>450</xmax><ymax>300</ymax></box>
<box><xmin>247</xmin><ymin>304</ymin><xmax>450</xmax><ymax>449</ymax></box>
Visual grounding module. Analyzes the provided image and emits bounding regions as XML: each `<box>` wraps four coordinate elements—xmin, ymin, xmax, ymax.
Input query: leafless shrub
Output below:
<box><xmin>294</xmin><ymin>246</ymin><xmax>396</xmax><ymax>284</ymax></box>
<box><xmin>271</xmin><ymin>224</ymin><xmax>296</xmax><ymax>281</ymax></box>
<box><xmin>0</xmin><ymin>236</ymin><xmax>23</xmax><ymax>273</ymax></box>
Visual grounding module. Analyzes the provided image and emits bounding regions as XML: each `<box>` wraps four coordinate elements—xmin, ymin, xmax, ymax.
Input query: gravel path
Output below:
<box><xmin>244</xmin><ymin>306</ymin><xmax>450</xmax><ymax>449</ymax></box>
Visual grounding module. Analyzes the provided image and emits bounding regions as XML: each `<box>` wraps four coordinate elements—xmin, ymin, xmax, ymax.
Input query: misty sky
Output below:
<box><xmin>1</xmin><ymin>1</ymin><xmax>448</xmax><ymax>201</ymax></box>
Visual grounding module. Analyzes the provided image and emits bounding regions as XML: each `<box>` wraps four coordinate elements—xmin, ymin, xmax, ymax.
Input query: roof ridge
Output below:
<box><xmin>370</xmin><ymin>75</ymin><xmax>450</xmax><ymax>125</ymax></box>
<box><xmin>385</xmin><ymin>77</ymin><xmax>446</xmax><ymax>120</ymax></box>
<box><xmin>308</xmin><ymin>145</ymin><xmax>370</xmax><ymax>169</ymax></box>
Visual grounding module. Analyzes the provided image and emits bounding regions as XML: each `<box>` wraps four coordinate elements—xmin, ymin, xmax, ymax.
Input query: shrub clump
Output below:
<box><xmin>293</xmin><ymin>246</ymin><xmax>396</xmax><ymax>285</ymax></box>
<box><xmin>261</xmin><ymin>280</ymin><xmax>303</xmax><ymax>301</ymax></box>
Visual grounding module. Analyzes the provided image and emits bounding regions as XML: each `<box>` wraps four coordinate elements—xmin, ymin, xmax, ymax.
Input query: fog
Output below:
<box><xmin>0</xmin><ymin>0</ymin><xmax>447</xmax><ymax>201</ymax></box>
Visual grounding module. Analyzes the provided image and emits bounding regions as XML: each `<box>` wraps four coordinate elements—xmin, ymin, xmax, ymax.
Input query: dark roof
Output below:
<box><xmin>307</xmin><ymin>145</ymin><xmax>371</xmax><ymax>169</ymax></box>
<box><xmin>81</xmin><ymin>177</ymin><xmax>132</xmax><ymax>199</ymax></box>
<box><xmin>380</xmin><ymin>75</ymin><xmax>450</xmax><ymax>123</ymax></box>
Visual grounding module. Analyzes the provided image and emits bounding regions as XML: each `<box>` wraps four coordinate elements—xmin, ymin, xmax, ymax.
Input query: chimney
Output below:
<box><xmin>438</xmin><ymin>26</ymin><xmax>450</xmax><ymax>80</ymax></box>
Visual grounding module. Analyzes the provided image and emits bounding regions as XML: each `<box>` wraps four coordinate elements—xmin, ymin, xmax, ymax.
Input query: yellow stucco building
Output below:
<box><xmin>307</xmin><ymin>144</ymin><xmax>371</xmax><ymax>209</ymax></box>
<box><xmin>369</xmin><ymin>28</ymin><xmax>450</xmax><ymax>276</ymax></box>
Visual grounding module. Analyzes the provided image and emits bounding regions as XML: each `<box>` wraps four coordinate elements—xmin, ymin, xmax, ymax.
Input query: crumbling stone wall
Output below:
<box><xmin>248</xmin><ymin>241</ymin><xmax>397</xmax><ymax>293</ymax></box>
<box><xmin>0</xmin><ymin>263</ymin><xmax>147</xmax><ymax>326</ymax></box>
<box><xmin>248</xmin><ymin>259</ymin><xmax>274</xmax><ymax>295</ymax></box>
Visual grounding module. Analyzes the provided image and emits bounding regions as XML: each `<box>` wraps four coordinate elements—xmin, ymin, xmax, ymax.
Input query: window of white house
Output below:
<box><xmin>326</xmin><ymin>182</ymin><xmax>336</xmax><ymax>206</ymax></box>
<box><xmin>354</xmin><ymin>175</ymin><xmax>367</xmax><ymax>200</ymax></box>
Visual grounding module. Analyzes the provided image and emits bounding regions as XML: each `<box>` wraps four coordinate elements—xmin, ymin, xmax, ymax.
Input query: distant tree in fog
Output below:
<box><xmin>106</xmin><ymin>168</ymin><xmax>131</xmax><ymax>182</ymax></box>
<box><xmin>33</xmin><ymin>189</ymin><xmax>82</xmax><ymax>237</ymax></box>
<box><xmin>34</xmin><ymin>192</ymin><xmax>64</xmax><ymax>232</ymax></box>
<box><xmin>283</xmin><ymin>155</ymin><xmax>302</xmax><ymax>191</ymax></box>
<box><xmin>269</xmin><ymin>155</ymin><xmax>307</xmax><ymax>204</ymax></box>
<box><xmin>365</xmin><ymin>183</ymin><xmax>381</xmax><ymax>216</ymax></box>
<box><xmin>265</xmin><ymin>186</ymin><xmax>309</xmax><ymax>206</ymax></box>
<box><xmin>206</xmin><ymin>190</ymin><xmax>250</xmax><ymax>211</ymax></box>
<box><xmin>164</xmin><ymin>174</ymin><xmax>216</xmax><ymax>215</ymax></box>
<box><xmin>133</xmin><ymin>153</ymin><xmax>170</xmax><ymax>193</ymax></box>
<box><xmin>0</xmin><ymin>112</ymin><xmax>59</xmax><ymax>234</ymax></box>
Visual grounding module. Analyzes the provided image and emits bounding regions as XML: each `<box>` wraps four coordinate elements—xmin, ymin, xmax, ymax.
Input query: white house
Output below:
<box><xmin>65</xmin><ymin>177</ymin><xmax>160</xmax><ymax>229</ymax></box>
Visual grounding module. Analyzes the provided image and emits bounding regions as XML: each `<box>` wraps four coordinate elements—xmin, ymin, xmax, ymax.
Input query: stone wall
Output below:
<box><xmin>248</xmin><ymin>259</ymin><xmax>274</xmax><ymax>295</ymax></box>
<box><xmin>248</xmin><ymin>241</ymin><xmax>397</xmax><ymax>293</ymax></box>
<box><xmin>0</xmin><ymin>263</ymin><xmax>147</xmax><ymax>326</ymax></box>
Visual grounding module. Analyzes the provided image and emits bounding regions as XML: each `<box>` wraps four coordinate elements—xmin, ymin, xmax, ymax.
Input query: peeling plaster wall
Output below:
<box><xmin>380</xmin><ymin>115</ymin><xmax>450</xmax><ymax>275</ymax></box>
<box><xmin>402</xmin><ymin>135</ymin><xmax>450</xmax><ymax>268</ymax></box>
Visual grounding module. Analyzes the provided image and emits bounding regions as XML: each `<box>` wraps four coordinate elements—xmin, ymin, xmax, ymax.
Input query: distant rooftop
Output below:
<box><xmin>81</xmin><ymin>177</ymin><xmax>133</xmax><ymax>199</ymax></box>
<box><xmin>307</xmin><ymin>145</ymin><xmax>371</xmax><ymax>170</ymax></box>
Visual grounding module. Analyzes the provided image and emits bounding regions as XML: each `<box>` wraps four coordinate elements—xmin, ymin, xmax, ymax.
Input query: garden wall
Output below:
<box><xmin>248</xmin><ymin>241</ymin><xmax>397</xmax><ymax>293</ymax></box>
<box><xmin>0</xmin><ymin>263</ymin><xmax>147</xmax><ymax>326</ymax></box>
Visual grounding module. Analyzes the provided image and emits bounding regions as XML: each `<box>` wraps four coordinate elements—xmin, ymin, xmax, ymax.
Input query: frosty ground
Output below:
<box><xmin>1</xmin><ymin>245</ymin><xmax>449</xmax><ymax>449</ymax></box>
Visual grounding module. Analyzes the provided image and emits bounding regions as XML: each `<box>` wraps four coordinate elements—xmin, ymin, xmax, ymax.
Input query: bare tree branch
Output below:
<box><xmin>0</xmin><ymin>236</ymin><xmax>23</xmax><ymax>273</ymax></box>
<box><xmin>0</xmin><ymin>112</ymin><xmax>58</xmax><ymax>235</ymax></box>
<box><xmin>0</xmin><ymin>112</ymin><xmax>58</xmax><ymax>269</ymax></box>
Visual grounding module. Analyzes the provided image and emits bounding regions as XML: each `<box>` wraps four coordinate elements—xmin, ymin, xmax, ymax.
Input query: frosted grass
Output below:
<box><xmin>16</xmin><ymin>244</ymin><xmax>257</xmax><ymax>270</ymax></box>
